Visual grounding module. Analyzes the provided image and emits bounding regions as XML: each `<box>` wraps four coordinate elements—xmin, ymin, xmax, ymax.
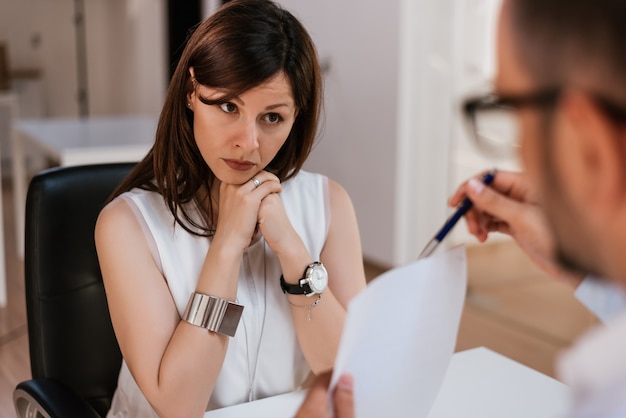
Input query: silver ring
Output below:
<box><xmin>252</xmin><ymin>177</ymin><xmax>262</xmax><ymax>189</ymax></box>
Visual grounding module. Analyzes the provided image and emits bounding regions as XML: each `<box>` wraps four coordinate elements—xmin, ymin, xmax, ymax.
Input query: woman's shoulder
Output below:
<box><xmin>97</xmin><ymin>189</ymin><xmax>161</xmax><ymax>231</ymax></box>
<box><xmin>96</xmin><ymin>195</ymin><xmax>140</xmax><ymax>245</ymax></box>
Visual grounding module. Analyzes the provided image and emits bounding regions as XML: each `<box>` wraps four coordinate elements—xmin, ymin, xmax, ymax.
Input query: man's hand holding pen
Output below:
<box><xmin>449</xmin><ymin>170</ymin><xmax>583</xmax><ymax>287</ymax></box>
<box><xmin>418</xmin><ymin>169</ymin><xmax>496</xmax><ymax>259</ymax></box>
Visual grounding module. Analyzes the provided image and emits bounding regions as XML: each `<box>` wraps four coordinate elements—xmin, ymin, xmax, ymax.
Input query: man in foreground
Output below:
<box><xmin>297</xmin><ymin>0</ymin><xmax>626</xmax><ymax>416</ymax></box>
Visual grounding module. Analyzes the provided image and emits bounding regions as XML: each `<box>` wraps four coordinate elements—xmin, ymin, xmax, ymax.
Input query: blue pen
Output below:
<box><xmin>418</xmin><ymin>169</ymin><xmax>497</xmax><ymax>259</ymax></box>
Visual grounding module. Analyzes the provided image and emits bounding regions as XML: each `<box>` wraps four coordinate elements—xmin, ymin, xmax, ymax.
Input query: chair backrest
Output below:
<box><xmin>24</xmin><ymin>163</ymin><xmax>135</xmax><ymax>417</ymax></box>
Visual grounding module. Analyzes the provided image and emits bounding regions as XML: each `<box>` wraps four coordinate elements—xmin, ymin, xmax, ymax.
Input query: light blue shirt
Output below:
<box><xmin>575</xmin><ymin>278</ymin><xmax>626</xmax><ymax>324</ymax></box>
<box><xmin>560</xmin><ymin>277</ymin><xmax>626</xmax><ymax>418</ymax></box>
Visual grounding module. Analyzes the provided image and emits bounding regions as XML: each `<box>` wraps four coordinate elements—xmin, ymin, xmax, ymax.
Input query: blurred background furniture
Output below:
<box><xmin>12</xmin><ymin>115</ymin><xmax>156</xmax><ymax>257</ymax></box>
<box><xmin>13</xmin><ymin>163</ymin><xmax>134</xmax><ymax>418</ymax></box>
<box><xmin>0</xmin><ymin>93</ymin><xmax>17</xmax><ymax>307</ymax></box>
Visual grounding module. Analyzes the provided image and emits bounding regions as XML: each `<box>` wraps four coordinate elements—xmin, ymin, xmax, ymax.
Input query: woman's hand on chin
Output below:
<box><xmin>212</xmin><ymin>171</ymin><xmax>282</xmax><ymax>253</ymax></box>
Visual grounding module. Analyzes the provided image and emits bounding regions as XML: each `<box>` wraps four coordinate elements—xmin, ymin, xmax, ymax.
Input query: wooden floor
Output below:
<box><xmin>0</xmin><ymin>178</ymin><xmax>29</xmax><ymax>418</ymax></box>
<box><xmin>457</xmin><ymin>242</ymin><xmax>598</xmax><ymax>376</ymax></box>
<box><xmin>0</xmin><ymin>182</ymin><xmax>599</xmax><ymax>416</ymax></box>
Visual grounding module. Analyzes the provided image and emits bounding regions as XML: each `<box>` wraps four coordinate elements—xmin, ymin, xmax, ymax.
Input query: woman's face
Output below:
<box><xmin>187</xmin><ymin>71</ymin><xmax>297</xmax><ymax>186</ymax></box>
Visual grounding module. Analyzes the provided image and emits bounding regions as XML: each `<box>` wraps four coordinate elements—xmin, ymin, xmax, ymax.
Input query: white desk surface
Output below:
<box><xmin>427</xmin><ymin>347</ymin><xmax>570</xmax><ymax>418</ymax></box>
<box><xmin>205</xmin><ymin>347</ymin><xmax>570</xmax><ymax>418</ymax></box>
<box><xmin>16</xmin><ymin>115</ymin><xmax>156</xmax><ymax>165</ymax></box>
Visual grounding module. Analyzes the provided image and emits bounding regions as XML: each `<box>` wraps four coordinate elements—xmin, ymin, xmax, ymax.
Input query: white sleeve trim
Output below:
<box><xmin>322</xmin><ymin>176</ymin><xmax>331</xmax><ymax>240</ymax></box>
<box><xmin>575</xmin><ymin>277</ymin><xmax>626</xmax><ymax>324</ymax></box>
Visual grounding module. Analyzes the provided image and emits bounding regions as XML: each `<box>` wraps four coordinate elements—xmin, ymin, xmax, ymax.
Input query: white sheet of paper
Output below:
<box><xmin>330</xmin><ymin>246</ymin><xmax>467</xmax><ymax>418</ymax></box>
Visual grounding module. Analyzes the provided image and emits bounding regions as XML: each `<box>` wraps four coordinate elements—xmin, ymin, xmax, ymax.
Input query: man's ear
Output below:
<box><xmin>562</xmin><ymin>90</ymin><xmax>626</xmax><ymax>210</ymax></box>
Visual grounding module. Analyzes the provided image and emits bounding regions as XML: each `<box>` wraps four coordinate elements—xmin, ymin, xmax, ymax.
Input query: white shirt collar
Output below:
<box><xmin>557</xmin><ymin>311</ymin><xmax>626</xmax><ymax>417</ymax></box>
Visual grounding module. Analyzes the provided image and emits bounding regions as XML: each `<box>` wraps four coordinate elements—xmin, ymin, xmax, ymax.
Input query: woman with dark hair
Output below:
<box><xmin>95</xmin><ymin>1</ymin><xmax>366</xmax><ymax>416</ymax></box>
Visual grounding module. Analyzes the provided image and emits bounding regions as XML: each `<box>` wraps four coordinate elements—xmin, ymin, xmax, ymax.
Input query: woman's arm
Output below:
<box><xmin>258</xmin><ymin>179</ymin><xmax>367</xmax><ymax>373</ymax></box>
<box><xmin>96</xmin><ymin>195</ymin><xmax>260</xmax><ymax>418</ymax></box>
<box><xmin>97</xmin><ymin>175</ymin><xmax>281</xmax><ymax>418</ymax></box>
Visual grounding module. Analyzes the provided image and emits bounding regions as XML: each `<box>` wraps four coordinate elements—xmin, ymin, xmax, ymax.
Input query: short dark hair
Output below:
<box><xmin>112</xmin><ymin>0</ymin><xmax>323</xmax><ymax>236</ymax></box>
<box><xmin>508</xmin><ymin>0</ymin><xmax>626</xmax><ymax>106</ymax></box>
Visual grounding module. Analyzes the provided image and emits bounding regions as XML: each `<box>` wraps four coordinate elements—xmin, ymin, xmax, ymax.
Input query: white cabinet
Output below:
<box><xmin>11</xmin><ymin>75</ymin><xmax>44</xmax><ymax>118</ymax></box>
<box><xmin>0</xmin><ymin>93</ymin><xmax>18</xmax><ymax>170</ymax></box>
<box><xmin>0</xmin><ymin>77</ymin><xmax>45</xmax><ymax>175</ymax></box>
<box><xmin>0</xmin><ymin>0</ymin><xmax>167</xmax><ymax>118</ymax></box>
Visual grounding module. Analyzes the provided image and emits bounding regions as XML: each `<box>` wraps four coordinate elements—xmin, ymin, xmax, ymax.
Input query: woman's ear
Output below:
<box><xmin>187</xmin><ymin>67</ymin><xmax>196</xmax><ymax>111</ymax></box>
<box><xmin>186</xmin><ymin>91</ymin><xmax>194</xmax><ymax>111</ymax></box>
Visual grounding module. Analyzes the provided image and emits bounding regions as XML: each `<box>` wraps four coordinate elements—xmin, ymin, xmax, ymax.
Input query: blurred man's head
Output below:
<box><xmin>496</xmin><ymin>0</ymin><xmax>626</xmax><ymax>281</ymax></box>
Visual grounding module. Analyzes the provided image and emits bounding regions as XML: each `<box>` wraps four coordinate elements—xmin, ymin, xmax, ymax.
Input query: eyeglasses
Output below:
<box><xmin>462</xmin><ymin>88</ymin><xmax>626</xmax><ymax>157</ymax></box>
<box><xmin>462</xmin><ymin>89</ymin><xmax>560</xmax><ymax>157</ymax></box>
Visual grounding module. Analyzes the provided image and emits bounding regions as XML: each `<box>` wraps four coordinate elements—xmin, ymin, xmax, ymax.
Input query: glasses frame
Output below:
<box><xmin>462</xmin><ymin>88</ymin><xmax>560</xmax><ymax>155</ymax></box>
<box><xmin>462</xmin><ymin>87</ymin><xmax>626</xmax><ymax>155</ymax></box>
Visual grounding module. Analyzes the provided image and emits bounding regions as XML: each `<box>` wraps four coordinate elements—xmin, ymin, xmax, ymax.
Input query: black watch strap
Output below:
<box><xmin>280</xmin><ymin>275</ymin><xmax>312</xmax><ymax>295</ymax></box>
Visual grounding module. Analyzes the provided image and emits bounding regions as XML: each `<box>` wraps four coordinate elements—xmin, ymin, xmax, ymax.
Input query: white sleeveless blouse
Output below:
<box><xmin>106</xmin><ymin>171</ymin><xmax>330</xmax><ymax>417</ymax></box>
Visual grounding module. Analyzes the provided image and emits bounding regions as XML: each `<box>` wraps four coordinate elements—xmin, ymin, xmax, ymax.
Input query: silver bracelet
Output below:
<box><xmin>183</xmin><ymin>292</ymin><xmax>244</xmax><ymax>337</ymax></box>
<box><xmin>288</xmin><ymin>294</ymin><xmax>322</xmax><ymax>321</ymax></box>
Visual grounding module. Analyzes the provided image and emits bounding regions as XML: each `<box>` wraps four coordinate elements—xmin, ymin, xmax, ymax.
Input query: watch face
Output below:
<box><xmin>308</xmin><ymin>264</ymin><xmax>328</xmax><ymax>293</ymax></box>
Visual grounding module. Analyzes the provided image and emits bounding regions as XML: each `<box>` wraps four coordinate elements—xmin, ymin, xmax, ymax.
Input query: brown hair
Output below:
<box><xmin>111</xmin><ymin>0</ymin><xmax>322</xmax><ymax>236</ymax></box>
<box><xmin>508</xmin><ymin>0</ymin><xmax>626</xmax><ymax>105</ymax></box>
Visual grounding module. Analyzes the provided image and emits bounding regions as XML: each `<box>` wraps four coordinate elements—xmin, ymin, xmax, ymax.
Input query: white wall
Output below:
<box><xmin>85</xmin><ymin>0</ymin><xmax>167</xmax><ymax>116</ymax></box>
<box><xmin>275</xmin><ymin>0</ymin><xmax>458</xmax><ymax>266</ymax></box>
<box><xmin>276</xmin><ymin>0</ymin><xmax>401</xmax><ymax>266</ymax></box>
<box><xmin>0</xmin><ymin>0</ymin><xmax>46</xmax><ymax>73</ymax></box>
<box><xmin>0</xmin><ymin>0</ymin><xmax>78</xmax><ymax>117</ymax></box>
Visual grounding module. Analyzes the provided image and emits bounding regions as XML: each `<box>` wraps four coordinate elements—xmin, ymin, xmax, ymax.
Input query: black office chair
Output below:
<box><xmin>13</xmin><ymin>163</ymin><xmax>135</xmax><ymax>418</ymax></box>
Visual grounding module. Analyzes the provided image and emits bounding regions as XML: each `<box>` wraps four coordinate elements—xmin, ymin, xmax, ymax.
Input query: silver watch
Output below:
<box><xmin>280</xmin><ymin>262</ymin><xmax>328</xmax><ymax>296</ymax></box>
